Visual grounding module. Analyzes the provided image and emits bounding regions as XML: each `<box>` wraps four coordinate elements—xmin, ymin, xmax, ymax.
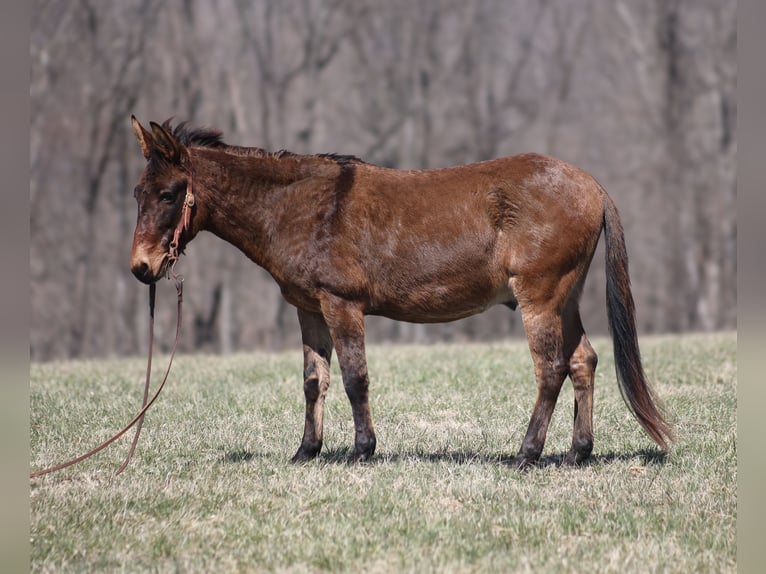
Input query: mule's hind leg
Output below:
<box><xmin>511</xmin><ymin>308</ymin><xmax>569</xmax><ymax>470</ymax></box>
<box><xmin>292</xmin><ymin>309</ymin><xmax>334</xmax><ymax>463</ymax></box>
<box><xmin>563</xmin><ymin>309</ymin><xmax>598</xmax><ymax>465</ymax></box>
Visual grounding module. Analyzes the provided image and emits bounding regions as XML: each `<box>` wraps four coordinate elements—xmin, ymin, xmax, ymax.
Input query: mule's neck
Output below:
<box><xmin>188</xmin><ymin>147</ymin><xmax>341</xmax><ymax>270</ymax></box>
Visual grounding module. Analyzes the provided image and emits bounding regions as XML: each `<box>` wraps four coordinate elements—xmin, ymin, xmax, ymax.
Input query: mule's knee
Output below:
<box><xmin>303</xmin><ymin>376</ymin><xmax>320</xmax><ymax>403</ymax></box>
<box><xmin>342</xmin><ymin>369</ymin><xmax>370</xmax><ymax>404</ymax></box>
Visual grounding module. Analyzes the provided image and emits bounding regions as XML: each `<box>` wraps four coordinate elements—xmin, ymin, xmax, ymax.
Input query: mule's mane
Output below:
<box><xmin>163</xmin><ymin>119</ymin><xmax>366</xmax><ymax>165</ymax></box>
<box><xmin>166</xmin><ymin>119</ymin><xmax>226</xmax><ymax>149</ymax></box>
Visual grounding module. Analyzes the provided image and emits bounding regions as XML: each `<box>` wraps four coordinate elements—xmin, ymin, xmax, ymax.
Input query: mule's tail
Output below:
<box><xmin>602</xmin><ymin>192</ymin><xmax>673</xmax><ymax>450</ymax></box>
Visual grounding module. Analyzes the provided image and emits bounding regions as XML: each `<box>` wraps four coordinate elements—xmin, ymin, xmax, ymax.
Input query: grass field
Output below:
<box><xmin>30</xmin><ymin>332</ymin><xmax>736</xmax><ymax>573</ymax></box>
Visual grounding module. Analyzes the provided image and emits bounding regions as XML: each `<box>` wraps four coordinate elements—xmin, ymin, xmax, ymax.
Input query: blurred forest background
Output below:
<box><xmin>30</xmin><ymin>0</ymin><xmax>736</xmax><ymax>361</ymax></box>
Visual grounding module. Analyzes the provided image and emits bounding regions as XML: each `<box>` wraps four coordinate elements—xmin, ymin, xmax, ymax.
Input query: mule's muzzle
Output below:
<box><xmin>131</xmin><ymin>260</ymin><xmax>157</xmax><ymax>284</ymax></box>
<box><xmin>131</xmin><ymin>243</ymin><xmax>169</xmax><ymax>284</ymax></box>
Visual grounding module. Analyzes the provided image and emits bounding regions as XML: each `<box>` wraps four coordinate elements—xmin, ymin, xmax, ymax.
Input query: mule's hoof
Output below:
<box><xmin>563</xmin><ymin>439</ymin><xmax>593</xmax><ymax>466</ymax></box>
<box><xmin>290</xmin><ymin>443</ymin><xmax>321</xmax><ymax>464</ymax></box>
<box><xmin>347</xmin><ymin>436</ymin><xmax>376</xmax><ymax>464</ymax></box>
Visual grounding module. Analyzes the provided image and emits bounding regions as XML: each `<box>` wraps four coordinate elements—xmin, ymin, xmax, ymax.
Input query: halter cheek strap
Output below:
<box><xmin>167</xmin><ymin>171</ymin><xmax>195</xmax><ymax>277</ymax></box>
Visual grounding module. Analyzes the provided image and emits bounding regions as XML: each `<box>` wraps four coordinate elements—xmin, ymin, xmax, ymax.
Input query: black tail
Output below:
<box><xmin>602</xmin><ymin>192</ymin><xmax>673</xmax><ymax>450</ymax></box>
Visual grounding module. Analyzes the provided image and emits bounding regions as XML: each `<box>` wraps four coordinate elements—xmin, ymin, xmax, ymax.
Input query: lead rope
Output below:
<box><xmin>114</xmin><ymin>281</ymin><xmax>156</xmax><ymax>475</ymax></box>
<box><xmin>30</xmin><ymin>173</ymin><xmax>194</xmax><ymax>480</ymax></box>
<box><xmin>29</xmin><ymin>278</ymin><xmax>183</xmax><ymax>479</ymax></box>
<box><xmin>115</xmin><ymin>277</ymin><xmax>180</xmax><ymax>475</ymax></box>
<box><xmin>114</xmin><ymin>174</ymin><xmax>193</xmax><ymax>475</ymax></box>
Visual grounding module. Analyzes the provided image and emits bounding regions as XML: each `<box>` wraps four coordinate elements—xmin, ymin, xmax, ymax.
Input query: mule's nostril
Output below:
<box><xmin>131</xmin><ymin>261</ymin><xmax>152</xmax><ymax>283</ymax></box>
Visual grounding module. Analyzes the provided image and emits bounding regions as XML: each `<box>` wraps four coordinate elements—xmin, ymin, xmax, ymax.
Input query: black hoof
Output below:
<box><xmin>564</xmin><ymin>439</ymin><xmax>593</xmax><ymax>466</ymax></box>
<box><xmin>290</xmin><ymin>442</ymin><xmax>321</xmax><ymax>463</ymax></box>
<box><xmin>349</xmin><ymin>440</ymin><xmax>376</xmax><ymax>464</ymax></box>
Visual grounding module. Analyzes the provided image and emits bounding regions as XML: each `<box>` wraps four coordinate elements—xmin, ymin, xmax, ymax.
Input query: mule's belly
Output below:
<box><xmin>278</xmin><ymin>273</ymin><xmax>515</xmax><ymax>323</ymax></box>
<box><xmin>366</xmin><ymin>272</ymin><xmax>517</xmax><ymax>323</ymax></box>
<box><xmin>371</xmin><ymin>295</ymin><xmax>515</xmax><ymax>324</ymax></box>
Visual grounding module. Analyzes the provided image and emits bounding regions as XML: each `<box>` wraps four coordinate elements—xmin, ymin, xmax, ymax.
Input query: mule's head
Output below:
<box><xmin>130</xmin><ymin>116</ymin><xmax>196</xmax><ymax>283</ymax></box>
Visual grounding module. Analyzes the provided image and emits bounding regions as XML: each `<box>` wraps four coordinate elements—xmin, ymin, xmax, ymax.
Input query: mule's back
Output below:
<box><xmin>322</xmin><ymin>153</ymin><xmax>605</xmax><ymax>322</ymax></box>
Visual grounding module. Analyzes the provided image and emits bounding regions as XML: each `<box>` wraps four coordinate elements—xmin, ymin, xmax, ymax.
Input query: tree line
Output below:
<box><xmin>30</xmin><ymin>0</ymin><xmax>736</xmax><ymax>360</ymax></box>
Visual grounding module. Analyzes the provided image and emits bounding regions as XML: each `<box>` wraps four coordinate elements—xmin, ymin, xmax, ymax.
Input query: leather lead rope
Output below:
<box><xmin>114</xmin><ymin>282</ymin><xmax>157</xmax><ymax>475</ymax></box>
<box><xmin>30</xmin><ymin>277</ymin><xmax>184</xmax><ymax>478</ymax></box>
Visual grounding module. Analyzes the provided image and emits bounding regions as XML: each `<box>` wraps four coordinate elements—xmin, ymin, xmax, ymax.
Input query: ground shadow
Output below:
<box><xmin>219</xmin><ymin>445</ymin><xmax>666</xmax><ymax>469</ymax></box>
<box><xmin>317</xmin><ymin>446</ymin><xmax>667</xmax><ymax>469</ymax></box>
<box><xmin>586</xmin><ymin>448</ymin><xmax>668</xmax><ymax>466</ymax></box>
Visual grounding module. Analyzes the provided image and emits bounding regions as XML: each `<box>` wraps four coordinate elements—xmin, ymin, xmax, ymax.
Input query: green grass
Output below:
<box><xmin>30</xmin><ymin>333</ymin><xmax>736</xmax><ymax>573</ymax></box>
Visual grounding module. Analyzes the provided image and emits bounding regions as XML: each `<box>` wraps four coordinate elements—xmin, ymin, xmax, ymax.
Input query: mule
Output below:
<box><xmin>129</xmin><ymin>117</ymin><xmax>672</xmax><ymax>468</ymax></box>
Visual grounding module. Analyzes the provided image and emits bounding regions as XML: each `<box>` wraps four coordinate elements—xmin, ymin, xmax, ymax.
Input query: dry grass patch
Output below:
<box><xmin>31</xmin><ymin>333</ymin><xmax>736</xmax><ymax>572</ymax></box>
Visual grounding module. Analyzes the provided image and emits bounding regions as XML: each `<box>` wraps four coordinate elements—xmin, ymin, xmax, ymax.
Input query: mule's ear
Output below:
<box><xmin>149</xmin><ymin>121</ymin><xmax>182</xmax><ymax>164</ymax></box>
<box><xmin>131</xmin><ymin>115</ymin><xmax>153</xmax><ymax>159</ymax></box>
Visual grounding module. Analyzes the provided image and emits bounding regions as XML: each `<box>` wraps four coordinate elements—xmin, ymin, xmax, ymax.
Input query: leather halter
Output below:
<box><xmin>167</xmin><ymin>173</ymin><xmax>195</xmax><ymax>276</ymax></box>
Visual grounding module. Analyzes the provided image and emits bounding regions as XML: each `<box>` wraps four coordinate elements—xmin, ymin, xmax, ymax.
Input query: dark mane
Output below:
<box><xmin>164</xmin><ymin>119</ymin><xmax>227</xmax><ymax>149</ymax></box>
<box><xmin>316</xmin><ymin>152</ymin><xmax>367</xmax><ymax>165</ymax></box>
<box><xmin>163</xmin><ymin>118</ymin><xmax>366</xmax><ymax>165</ymax></box>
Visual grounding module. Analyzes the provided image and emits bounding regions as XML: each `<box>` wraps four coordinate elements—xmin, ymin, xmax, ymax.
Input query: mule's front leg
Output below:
<box><xmin>292</xmin><ymin>309</ymin><xmax>334</xmax><ymax>463</ymax></box>
<box><xmin>320</xmin><ymin>295</ymin><xmax>376</xmax><ymax>463</ymax></box>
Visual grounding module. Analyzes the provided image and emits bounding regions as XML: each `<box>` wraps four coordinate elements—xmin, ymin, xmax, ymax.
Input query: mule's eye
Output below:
<box><xmin>158</xmin><ymin>190</ymin><xmax>176</xmax><ymax>203</ymax></box>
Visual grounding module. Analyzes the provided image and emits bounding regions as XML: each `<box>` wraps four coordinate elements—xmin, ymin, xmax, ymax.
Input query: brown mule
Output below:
<box><xmin>130</xmin><ymin>117</ymin><xmax>673</xmax><ymax>468</ymax></box>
